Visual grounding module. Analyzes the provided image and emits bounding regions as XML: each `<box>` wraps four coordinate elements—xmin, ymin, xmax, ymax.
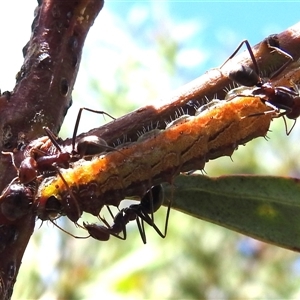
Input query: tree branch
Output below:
<box><xmin>68</xmin><ymin>22</ymin><xmax>300</xmax><ymax>147</ymax></box>
<box><xmin>0</xmin><ymin>0</ymin><xmax>104</xmax><ymax>298</ymax></box>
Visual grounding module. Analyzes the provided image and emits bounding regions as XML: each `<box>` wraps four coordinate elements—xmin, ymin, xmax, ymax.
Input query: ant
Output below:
<box><xmin>2</xmin><ymin>108</ymin><xmax>115</xmax><ymax>185</ymax></box>
<box><xmin>1</xmin><ymin>107</ymin><xmax>117</xmax><ymax>228</ymax></box>
<box><xmin>221</xmin><ymin>39</ymin><xmax>300</xmax><ymax>135</ymax></box>
<box><xmin>83</xmin><ymin>185</ymin><xmax>171</xmax><ymax>244</ymax></box>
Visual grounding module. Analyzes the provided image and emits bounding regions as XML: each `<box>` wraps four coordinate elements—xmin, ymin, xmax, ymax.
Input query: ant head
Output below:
<box><xmin>36</xmin><ymin>195</ymin><xmax>62</xmax><ymax>221</ymax></box>
<box><xmin>18</xmin><ymin>157</ymin><xmax>38</xmax><ymax>184</ymax></box>
<box><xmin>0</xmin><ymin>183</ymin><xmax>33</xmax><ymax>221</ymax></box>
<box><xmin>61</xmin><ymin>193</ymin><xmax>82</xmax><ymax>223</ymax></box>
<box><xmin>229</xmin><ymin>64</ymin><xmax>262</xmax><ymax>87</ymax></box>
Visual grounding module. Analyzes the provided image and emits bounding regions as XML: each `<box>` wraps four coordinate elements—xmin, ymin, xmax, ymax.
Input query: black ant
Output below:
<box><xmin>84</xmin><ymin>185</ymin><xmax>171</xmax><ymax>244</ymax></box>
<box><xmin>221</xmin><ymin>39</ymin><xmax>300</xmax><ymax>135</ymax></box>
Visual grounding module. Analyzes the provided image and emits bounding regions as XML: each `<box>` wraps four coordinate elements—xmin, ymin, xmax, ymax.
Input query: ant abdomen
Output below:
<box><xmin>287</xmin><ymin>97</ymin><xmax>300</xmax><ymax>119</ymax></box>
<box><xmin>229</xmin><ymin>64</ymin><xmax>261</xmax><ymax>87</ymax></box>
<box><xmin>83</xmin><ymin>222</ymin><xmax>110</xmax><ymax>241</ymax></box>
<box><xmin>76</xmin><ymin>135</ymin><xmax>109</xmax><ymax>157</ymax></box>
<box><xmin>140</xmin><ymin>184</ymin><xmax>164</xmax><ymax>214</ymax></box>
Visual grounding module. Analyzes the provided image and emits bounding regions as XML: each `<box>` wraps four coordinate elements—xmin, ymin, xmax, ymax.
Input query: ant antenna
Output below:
<box><xmin>48</xmin><ymin>218</ymin><xmax>89</xmax><ymax>239</ymax></box>
<box><xmin>43</xmin><ymin>127</ymin><xmax>63</xmax><ymax>153</ymax></box>
<box><xmin>72</xmin><ymin>107</ymin><xmax>115</xmax><ymax>152</ymax></box>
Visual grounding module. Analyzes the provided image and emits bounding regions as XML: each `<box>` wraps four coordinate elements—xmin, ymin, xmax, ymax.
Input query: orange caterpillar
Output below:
<box><xmin>35</xmin><ymin>96</ymin><xmax>273</xmax><ymax>221</ymax></box>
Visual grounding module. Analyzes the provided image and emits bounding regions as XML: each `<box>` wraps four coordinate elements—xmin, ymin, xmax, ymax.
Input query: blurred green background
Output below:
<box><xmin>3</xmin><ymin>1</ymin><xmax>300</xmax><ymax>299</ymax></box>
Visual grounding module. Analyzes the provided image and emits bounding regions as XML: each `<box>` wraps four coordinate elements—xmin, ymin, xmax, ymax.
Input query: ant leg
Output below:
<box><xmin>142</xmin><ymin>185</ymin><xmax>164</xmax><ymax>220</ymax></box>
<box><xmin>98</xmin><ymin>208</ymin><xmax>128</xmax><ymax>240</ymax></box>
<box><xmin>56</xmin><ymin>169</ymin><xmax>82</xmax><ymax>222</ymax></box>
<box><xmin>269</xmin><ymin>57</ymin><xmax>293</xmax><ymax>80</ymax></box>
<box><xmin>220</xmin><ymin>40</ymin><xmax>259</xmax><ymax>75</ymax></box>
<box><xmin>243</xmin><ymin>100</ymin><xmax>287</xmax><ymax>119</ymax></box>
<box><xmin>1</xmin><ymin>152</ymin><xmax>19</xmax><ymax>192</ymax></box>
<box><xmin>147</xmin><ymin>196</ymin><xmax>171</xmax><ymax>240</ymax></box>
<box><xmin>151</xmin><ymin>184</ymin><xmax>172</xmax><ymax>239</ymax></box>
<box><xmin>147</xmin><ymin>185</ymin><xmax>155</xmax><ymax>227</ymax></box>
<box><xmin>242</xmin><ymin>101</ymin><xmax>296</xmax><ymax>135</ymax></box>
<box><xmin>72</xmin><ymin>107</ymin><xmax>115</xmax><ymax>151</ymax></box>
<box><xmin>104</xmin><ymin>205</ymin><xmax>117</xmax><ymax>220</ymax></box>
<box><xmin>2</xmin><ymin>151</ymin><xmax>19</xmax><ymax>172</ymax></box>
<box><xmin>158</xmin><ymin>196</ymin><xmax>171</xmax><ymax>239</ymax></box>
<box><xmin>136</xmin><ymin>216</ymin><xmax>147</xmax><ymax>244</ymax></box>
<box><xmin>113</xmin><ymin>227</ymin><xmax>127</xmax><ymax>240</ymax></box>
<box><xmin>136</xmin><ymin>185</ymin><xmax>171</xmax><ymax>241</ymax></box>
<box><xmin>266</xmin><ymin>36</ymin><xmax>293</xmax><ymax>79</ymax></box>
<box><xmin>283</xmin><ymin>116</ymin><xmax>296</xmax><ymax>136</ymax></box>
<box><xmin>43</xmin><ymin>127</ymin><xmax>63</xmax><ymax>153</ymax></box>
<box><xmin>49</xmin><ymin>219</ymin><xmax>89</xmax><ymax>239</ymax></box>
<box><xmin>135</xmin><ymin>197</ymin><xmax>171</xmax><ymax>241</ymax></box>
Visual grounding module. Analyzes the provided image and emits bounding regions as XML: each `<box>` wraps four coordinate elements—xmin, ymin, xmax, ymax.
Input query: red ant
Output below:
<box><xmin>221</xmin><ymin>39</ymin><xmax>300</xmax><ymax>135</ymax></box>
<box><xmin>2</xmin><ymin>107</ymin><xmax>116</xmax><ymax>227</ymax></box>
<box><xmin>2</xmin><ymin>108</ymin><xmax>115</xmax><ymax>185</ymax></box>
<box><xmin>83</xmin><ymin>185</ymin><xmax>171</xmax><ymax>244</ymax></box>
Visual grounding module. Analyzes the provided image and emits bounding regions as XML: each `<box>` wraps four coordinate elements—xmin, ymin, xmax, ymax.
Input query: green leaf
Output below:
<box><xmin>163</xmin><ymin>174</ymin><xmax>300</xmax><ymax>251</ymax></box>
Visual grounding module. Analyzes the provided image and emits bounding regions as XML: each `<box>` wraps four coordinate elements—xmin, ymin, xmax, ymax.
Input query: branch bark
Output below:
<box><xmin>0</xmin><ymin>0</ymin><xmax>104</xmax><ymax>298</ymax></box>
<box><xmin>69</xmin><ymin>22</ymin><xmax>300</xmax><ymax>147</ymax></box>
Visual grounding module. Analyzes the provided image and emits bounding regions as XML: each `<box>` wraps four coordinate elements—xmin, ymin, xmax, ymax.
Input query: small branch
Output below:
<box><xmin>68</xmin><ymin>22</ymin><xmax>300</xmax><ymax>147</ymax></box>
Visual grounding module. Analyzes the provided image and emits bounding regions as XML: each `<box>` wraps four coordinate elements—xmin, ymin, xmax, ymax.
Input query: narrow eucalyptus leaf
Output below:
<box><xmin>163</xmin><ymin>174</ymin><xmax>300</xmax><ymax>252</ymax></box>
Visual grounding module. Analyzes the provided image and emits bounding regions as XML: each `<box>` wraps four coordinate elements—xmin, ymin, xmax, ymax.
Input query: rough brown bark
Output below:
<box><xmin>0</xmin><ymin>1</ymin><xmax>104</xmax><ymax>298</ymax></box>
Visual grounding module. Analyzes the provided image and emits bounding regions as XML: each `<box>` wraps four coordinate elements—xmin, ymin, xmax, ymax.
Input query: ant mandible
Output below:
<box><xmin>84</xmin><ymin>185</ymin><xmax>171</xmax><ymax>244</ymax></box>
<box><xmin>221</xmin><ymin>38</ymin><xmax>300</xmax><ymax>135</ymax></box>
